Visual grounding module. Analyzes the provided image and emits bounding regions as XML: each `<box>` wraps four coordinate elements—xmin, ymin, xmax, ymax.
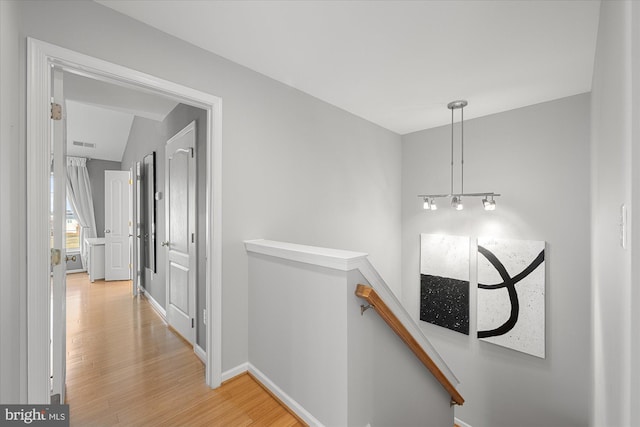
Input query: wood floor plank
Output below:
<box><xmin>65</xmin><ymin>273</ymin><xmax>304</xmax><ymax>426</ymax></box>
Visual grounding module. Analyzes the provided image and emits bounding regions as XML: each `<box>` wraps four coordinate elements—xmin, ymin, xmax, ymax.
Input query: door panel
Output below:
<box><xmin>105</xmin><ymin>170</ymin><xmax>131</xmax><ymax>281</ymax></box>
<box><xmin>165</xmin><ymin>121</ymin><xmax>196</xmax><ymax>345</ymax></box>
<box><xmin>170</xmin><ymin>262</ymin><xmax>190</xmax><ymax>313</ymax></box>
<box><xmin>169</xmin><ymin>151</ymin><xmax>189</xmax><ymax>253</ymax></box>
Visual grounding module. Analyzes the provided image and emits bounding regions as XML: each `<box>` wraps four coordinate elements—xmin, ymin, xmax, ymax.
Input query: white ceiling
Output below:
<box><xmin>64</xmin><ymin>72</ymin><xmax>178</xmax><ymax>161</ymax></box>
<box><xmin>66</xmin><ymin>100</ymin><xmax>134</xmax><ymax>162</ymax></box>
<box><xmin>64</xmin><ymin>72</ymin><xmax>178</xmax><ymax>122</ymax></box>
<box><xmin>96</xmin><ymin>0</ymin><xmax>600</xmax><ymax>135</ymax></box>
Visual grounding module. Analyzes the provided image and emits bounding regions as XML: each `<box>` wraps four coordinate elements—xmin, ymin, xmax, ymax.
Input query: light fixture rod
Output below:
<box><xmin>461</xmin><ymin>105</ymin><xmax>464</xmax><ymax>195</ymax></box>
<box><xmin>447</xmin><ymin>100</ymin><xmax>467</xmax><ymax>195</ymax></box>
<box><xmin>450</xmin><ymin>107</ymin><xmax>454</xmax><ymax>195</ymax></box>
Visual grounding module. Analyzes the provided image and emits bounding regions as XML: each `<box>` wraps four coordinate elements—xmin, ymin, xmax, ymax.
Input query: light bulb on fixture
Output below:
<box><xmin>430</xmin><ymin>199</ymin><xmax>437</xmax><ymax>210</ymax></box>
<box><xmin>423</xmin><ymin>197</ymin><xmax>431</xmax><ymax>210</ymax></box>
<box><xmin>482</xmin><ymin>196</ymin><xmax>496</xmax><ymax>211</ymax></box>
<box><xmin>451</xmin><ymin>196</ymin><xmax>464</xmax><ymax>210</ymax></box>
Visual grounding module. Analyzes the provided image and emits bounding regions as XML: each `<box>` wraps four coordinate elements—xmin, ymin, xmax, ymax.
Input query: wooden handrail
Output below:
<box><xmin>355</xmin><ymin>284</ymin><xmax>464</xmax><ymax>406</ymax></box>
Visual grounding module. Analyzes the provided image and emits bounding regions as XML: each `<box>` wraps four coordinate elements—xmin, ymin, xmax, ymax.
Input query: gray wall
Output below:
<box><xmin>590</xmin><ymin>2</ymin><xmax>639</xmax><ymax>425</ymax></box>
<box><xmin>121</xmin><ymin>117</ymin><xmax>165</xmax><ymax>308</ymax></box>
<box><xmin>401</xmin><ymin>94</ymin><xmax>591</xmax><ymax>427</ymax></box>
<box><xmin>248</xmin><ymin>254</ymin><xmax>349</xmax><ymax>425</ymax></box>
<box><xmin>0</xmin><ymin>0</ymin><xmax>26</xmax><ymax>404</ymax></box>
<box><xmin>632</xmin><ymin>4</ymin><xmax>640</xmax><ymax>423</ymax></box>
<box><xmin>86</xmin><ymin>159</ymin><xmax>121</xmax><ymax>239</ymax></box>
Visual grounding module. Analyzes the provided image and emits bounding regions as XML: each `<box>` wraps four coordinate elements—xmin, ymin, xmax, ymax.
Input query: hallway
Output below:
<box><xmin>65</xmin><ymin>273</ymin><xmax>302</xmax><ymax>426</ymax></box>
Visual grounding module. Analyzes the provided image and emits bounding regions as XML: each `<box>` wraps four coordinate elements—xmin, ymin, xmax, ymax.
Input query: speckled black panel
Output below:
<box><xmin>420</xmin><ymin>274</ymin><xmax>469</xmax><ymax>335</ymax></box>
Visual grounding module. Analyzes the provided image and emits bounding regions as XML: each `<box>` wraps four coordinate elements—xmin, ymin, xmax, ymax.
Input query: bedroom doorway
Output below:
<box><xmin>26</xmin><ymin>38</ymin><xmax>222</xmax><ymax>403</ymax></box>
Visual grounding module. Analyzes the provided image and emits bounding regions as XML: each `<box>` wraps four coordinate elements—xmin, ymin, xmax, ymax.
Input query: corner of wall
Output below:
<box><xmin>1</xmin><ymin>0</ymin><xmax>27</xmax><ymax>404</ymax></box>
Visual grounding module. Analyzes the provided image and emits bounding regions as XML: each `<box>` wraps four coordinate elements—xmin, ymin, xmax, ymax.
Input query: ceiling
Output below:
<box><xmin>65</xmin><ymin>72</ymin><xmax>178</xmax><ymax>122</ymax></box>
<box><xmin>96</xmin><ymin>0</ymin><xmax>600</xmax><ymax>135</ymax></box>
<box><xmin>66</xmin><ymin>99</ymin><xmax>134</xmax><ymax>162</ymax></box>
<box><xmin>64</xmin><ymin>72</ymin><xmax>178</xmax><ymax>161</ymax></box>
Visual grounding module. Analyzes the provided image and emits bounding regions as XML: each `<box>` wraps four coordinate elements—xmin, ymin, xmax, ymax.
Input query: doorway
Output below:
<box><xmin>26</xmin><ymin>38</ymin><xmax>222</xmax><ymax>403</ymax></box>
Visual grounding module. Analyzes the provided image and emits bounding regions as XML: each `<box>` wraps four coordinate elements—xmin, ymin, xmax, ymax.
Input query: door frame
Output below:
<box><xmin>26</xmin><ymin>38</ymin><xmax>223</xmax><ymax>403</ymax></box>
<box><xmin>50</xmin><ymin>67</ymin><xmax>66</xmax><ymax>403</ymax></box>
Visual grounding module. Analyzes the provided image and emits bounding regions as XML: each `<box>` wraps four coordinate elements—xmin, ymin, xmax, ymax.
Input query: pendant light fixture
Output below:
<box><xmin>418</xmin><ymin>100</ymin><xmax>500</xmax><ymax>211</ymax></box>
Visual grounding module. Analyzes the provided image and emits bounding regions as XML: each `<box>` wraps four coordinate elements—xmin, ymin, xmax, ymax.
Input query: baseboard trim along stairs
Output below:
<box><xmin>221</xmin><ymin>363</ymin><xmax>467</xmax><ymax>427</ymax></box>
<box><xmin>455</xmin><ymin>417</ymin><xmax>473</xmax><ymax>427</ymax></box>
<box><xmin>222</xmin><ymin>363</ymin><xmax>322</xmax><ymax>426</ymax></box>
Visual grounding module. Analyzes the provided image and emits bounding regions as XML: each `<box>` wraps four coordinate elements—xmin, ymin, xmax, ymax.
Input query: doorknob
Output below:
<box><xmin>161</xmin><ymin>241</ymin><xmax>169</xmax><ymax>247</ymax></box>
<box><xmin>105</xmin><ymin>229</ymin><xmax>111</xmax><ymax>233</ymax></box>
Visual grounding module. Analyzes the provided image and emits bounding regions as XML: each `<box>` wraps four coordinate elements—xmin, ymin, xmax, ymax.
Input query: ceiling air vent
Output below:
<box><xmin>72</xmin><ymin>141</ymin><xmax>96</xmax><ymax>149</ymax></box>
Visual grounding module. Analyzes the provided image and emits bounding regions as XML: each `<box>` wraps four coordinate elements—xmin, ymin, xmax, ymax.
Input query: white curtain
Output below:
<box><xmin>66</xmin><ymin>156</ymin><xmax>97</xmax><ymax>270</ymax></box>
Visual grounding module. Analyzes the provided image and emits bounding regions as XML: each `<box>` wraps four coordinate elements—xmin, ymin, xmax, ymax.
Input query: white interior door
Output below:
<box><xmin>105</xmin><ymin>170</ymin><xmax>131</xmax><ymax>281</ymax></box>
<box><xmin>50</xmin><ymin>67</ymin><xmax>66</xmax><ymax>402</ymax></box>
<box><xmin>165</xmin><ymin>121</ymin><xmax>196</xmax><ymax>345</ymax></box>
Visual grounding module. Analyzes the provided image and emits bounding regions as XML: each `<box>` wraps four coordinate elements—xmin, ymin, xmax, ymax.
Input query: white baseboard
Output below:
<box><xmin>194</xmin><ymin>344</ymin><xmax>206</xmax><ymax>364</ymax></box>
<box><xmin>66</xmin><ymin>269</ymin><xmax>86</xmax><ymax>274</ymax></box>
<box><xmin>141</xmin><ymin>289</ymin><xmax>166</xmax><ymax>320</ymax></box>
<box><xmin>455</xmin><ymin>417</ymin><xmax>473</xmax><ymax>427</ymax></box>
<box><xmin>248</xmin><ymin>363</ymin><xmax>323</xmax><ymax>427</ymax></box>
<box><xmin>221</xmin><ymin>362</ymin><xmax>249</xmax><ymax>383</ymax></box>
<box><xmin>219</xmin><ymin>362</ymin><xmax>321</xmax><ymax>426</ymax></box>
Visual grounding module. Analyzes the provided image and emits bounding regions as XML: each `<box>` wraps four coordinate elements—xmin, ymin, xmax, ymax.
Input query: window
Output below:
<box><xmin>50</xmin><ymin>174</ymin><xmax>81</xmax><ymax>251</ymax></box>
<box><xmin>65</xmin><ymin>200</ymin><xmax>81</xmax><ymax>251</ymax></box>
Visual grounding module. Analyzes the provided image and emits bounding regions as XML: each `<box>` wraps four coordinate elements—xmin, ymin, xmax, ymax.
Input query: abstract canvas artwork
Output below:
<box><xmin>420</xmin><ymin>234</ymin><xmax>469</xmax><ymax>335</ymax></box>
<box><xmin>477</xmin><ymin>237</ymin><xmax>546</xmax><ymax>358</ymax></box>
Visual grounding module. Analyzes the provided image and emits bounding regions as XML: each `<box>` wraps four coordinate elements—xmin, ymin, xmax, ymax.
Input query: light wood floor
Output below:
<box><xmin>65</xmin><ymin>273</ymin><xmax>303</xmax><ymax>426</ymax></box>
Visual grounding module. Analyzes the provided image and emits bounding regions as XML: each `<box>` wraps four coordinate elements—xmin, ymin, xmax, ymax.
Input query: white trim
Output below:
<box><xmin>221</xmin><ymin>362</ymin><xmax>249</xmax><ymax>382</ymax></box>
<box><xmin>26</xmin><ymin>37</ymin><xmax>53</xmax><ymax>404</ymax></box>
<box><xmin>141</xmin><ymin>290</ymin><xmax>167</xmax><ymax>320</ymax></box>
<box><xmin>455</xmin><ymin>417</ymin><xmax>473</xmax><ymax>427</ymax></box>
<box><xmin>219</xmin><ymin>362</ymin><xmax>321</xmax><ymax>425</ymax></box>
<box><xmin>26</xmin><ymin>38</ymin><xmax>224</xmax><ymax>402</ymax></box>
<box><xmin>248</xmin><ymin>363</ymin><xmax>324</xmax><ymax>427</ymax></box>
<box><xmin>244</xmin><ymin>239</ymin><xmax>460</xmax><ymax>388</ymax></box>
<box><xmin>244</xmin><ymin>239</ymin><xmax>368</xmax><ymax>271</ymax></box>
<box><xmin>194</xmin><ymin>344</ymin><xmax>206</xmax><ymax>364</ymax></box>
<box><xmin>66</xmin><ymin>269</ymin><xmax>86</xmax><ymax>274</ymax></box>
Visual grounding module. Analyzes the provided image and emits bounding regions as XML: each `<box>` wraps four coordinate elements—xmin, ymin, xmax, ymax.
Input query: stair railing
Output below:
<box><xmin>355</xmin><ymin>284</ymin><xmax>465</xmax><ymax>406</ymax></box>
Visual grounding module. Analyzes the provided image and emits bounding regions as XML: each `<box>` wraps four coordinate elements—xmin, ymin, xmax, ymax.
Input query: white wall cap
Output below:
<box><xmin>244</xmin><ymin>239</ymin><xmax>368</xmax><ymax>271</ymax></box>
